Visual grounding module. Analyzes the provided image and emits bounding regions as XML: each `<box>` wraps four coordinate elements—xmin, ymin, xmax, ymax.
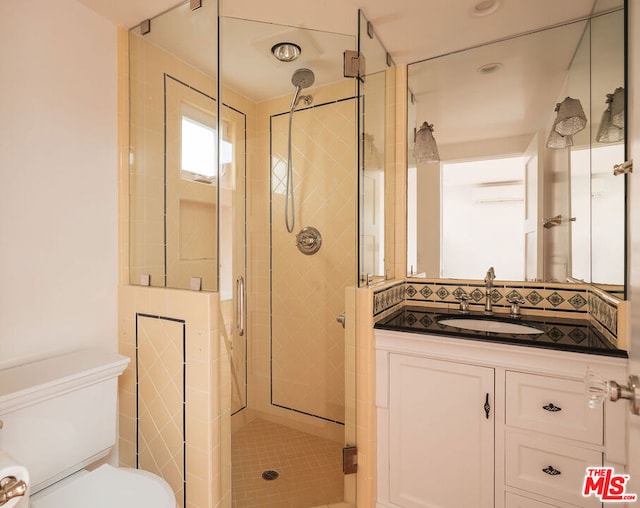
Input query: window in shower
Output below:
<box><xmin>180</xmin><ymin>103</ymin><xmax>232</xmax><ymax>183</ymax></box>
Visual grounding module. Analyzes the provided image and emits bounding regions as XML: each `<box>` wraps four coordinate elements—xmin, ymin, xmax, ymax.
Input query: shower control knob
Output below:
<box><xmin>295</xmin><ymin>226</ymin><xmax>322</xmax><ymax>255</ymax></box>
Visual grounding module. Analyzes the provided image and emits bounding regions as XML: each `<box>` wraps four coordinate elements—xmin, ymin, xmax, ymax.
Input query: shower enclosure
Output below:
<box><xmin>128</xmin><ymin>2</ymin><xmax>394</xmax><ymax>506</ymax></box>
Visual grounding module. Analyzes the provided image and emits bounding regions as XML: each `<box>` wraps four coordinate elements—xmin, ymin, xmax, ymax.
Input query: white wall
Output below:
<box><xmin>0</xmin><ymin>0</ymin><xmax>118</xmax><ymax>368</ymax></box>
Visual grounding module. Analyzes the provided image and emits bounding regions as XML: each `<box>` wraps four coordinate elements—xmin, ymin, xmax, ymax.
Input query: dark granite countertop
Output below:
<box><xmin>374</xmin><ymin>305</ymin><xmax>627</xmax><ymax>358</ymax></box>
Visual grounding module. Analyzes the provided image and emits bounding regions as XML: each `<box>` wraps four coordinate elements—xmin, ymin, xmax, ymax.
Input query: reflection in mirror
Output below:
<box><xmin>129</xmin><ymin>0</ymin><xmax>219</xmax><ymax>290</ymax></box>
<box><xmin>570</xmin><ymin>8</ymin><xmax>625</xmax><ymax>286</ymax></box>
<box><xmin>358</xmin><ymin>10</ymin><xmax>396</xmax><ymax>286</ymax></box>
<box><xmin>407</xmin><ymin>4</ymin><xmax>625</xmax><ymax>290</ymax></box>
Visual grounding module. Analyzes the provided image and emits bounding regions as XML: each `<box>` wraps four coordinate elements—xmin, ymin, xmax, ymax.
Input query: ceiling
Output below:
<box><xmin>79</xmin><ymin>0</ymin><xmax>607</xmax><ymax>66</ymax></box>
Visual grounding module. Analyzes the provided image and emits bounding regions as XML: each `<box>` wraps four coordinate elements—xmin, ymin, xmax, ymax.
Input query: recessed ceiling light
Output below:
<box><xmin>478</xmin><ymin>62</ymin><xmax>503</xmax><ymax>74</ymax></box>
<box><xmin>271</xmin><ymin>42</ymin><xmax>301</xmax><ymax>62</ymax></box>
<box><xmin>470</xmin><ymin>0</ymin><xmax>501</xmax><ymax>17</ymax></box>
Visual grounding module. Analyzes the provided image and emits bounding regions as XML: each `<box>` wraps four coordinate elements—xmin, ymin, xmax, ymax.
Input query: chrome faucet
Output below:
<box><xmin>484</xmin><ymin>267</ymin><xmax>495</xmax><ymax>315</ymax></box>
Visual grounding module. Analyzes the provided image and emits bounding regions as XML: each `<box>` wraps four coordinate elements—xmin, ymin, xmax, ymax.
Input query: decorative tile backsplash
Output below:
<box><xmin>372</xmin><ymin>278</ymin><xmax>624</xmax><ymax>347</ymax></box>
<box><xmin>404</xmin><ymin>280</ymin><xmax>591</xmax><ymax>313</ymax></box>
<box><xmin>373</xmin><ymin>282</ymin><xmax>405</xmax><ymax>316</ymax></box>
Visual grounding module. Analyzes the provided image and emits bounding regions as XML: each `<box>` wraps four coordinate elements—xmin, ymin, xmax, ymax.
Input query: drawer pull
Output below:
<box><xmin>484</xmin><ymin>393</ymin><xmax>490</xmax><ymax>419</ymax></box>
<box><xmin>542</xmin><ymin>465</ymin><xmax>561</xmax><ymax>476</ymax></box>
<box><xmin>542</xmin><ymin>403</ymin><xmax>562</xmax><ymax>412</ymax></box>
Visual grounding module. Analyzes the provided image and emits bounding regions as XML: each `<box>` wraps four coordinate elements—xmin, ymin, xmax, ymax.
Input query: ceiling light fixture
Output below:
<box><xmin>470</xmin><ymin>0</ymin><xmax>501</xmax><ymax>17</ymax></box>
<box><xmin>271</xmin><ymin>42</ymin><xmax>301</xmax><ymax>62</ymax></box>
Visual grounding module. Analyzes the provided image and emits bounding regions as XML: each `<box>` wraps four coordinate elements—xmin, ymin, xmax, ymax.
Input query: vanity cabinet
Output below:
<box><xmin>386</xmin><ymin>354</ymin><xmax>494</xmax><ymax>507</ymax></box>
<box><xmin>375</xmin><ymin>329</ymin><xmax>628</xmax><ymax>508</ymax></box>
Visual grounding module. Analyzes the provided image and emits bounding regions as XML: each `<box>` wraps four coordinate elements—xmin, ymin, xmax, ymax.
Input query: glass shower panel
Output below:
<box><xmin>218</xmin><ymin>103</ymin><xmax>247</xmax><ymax>415</ymax></box>
<box><xmin>357</xmin><ymin>10</ymin><xmax>396</xmax><ymax>286</ymax></box>
<box><xmin>270</xmin><ymin>99</ymin><xmax>357</xmax><ymax>424</ymax></box>
<box><xmin>128</xmin><ymin>0</ymin><xmax>219</xmax><ymax>290</ymax></box>
<box><xmin>220</xmin><ymin>14</ymin><xmax>358</xmax><ymax>506</ymax></box>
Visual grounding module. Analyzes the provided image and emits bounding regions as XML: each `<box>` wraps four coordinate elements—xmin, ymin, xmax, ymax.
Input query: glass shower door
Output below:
<box><xmin>219</xmin><ymin>103</ymin><xmax>247</xmax><ymax>416</ymax></box>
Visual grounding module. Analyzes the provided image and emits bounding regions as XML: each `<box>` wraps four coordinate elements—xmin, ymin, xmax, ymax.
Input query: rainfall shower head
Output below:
<box><xmin>290</xmin><ymin>68</ymin><xmax>315</xmax><ymax>110</ymax></box>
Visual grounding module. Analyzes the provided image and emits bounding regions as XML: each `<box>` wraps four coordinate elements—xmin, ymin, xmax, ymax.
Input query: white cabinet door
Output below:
<box><xmin>388</xmin><ymin>354</ymin><xmax>494</xmax><ymax>508</ymax></box>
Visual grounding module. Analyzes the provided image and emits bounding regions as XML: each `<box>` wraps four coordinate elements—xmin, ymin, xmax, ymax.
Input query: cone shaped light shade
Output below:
<box><xmin>554</xmin><ymin>97</ymin><xmax>587</xmax><ymax>136</ymax></box>
<box><xmin>414</xmin><ymin>122</ymin><xmax>440</xmax><ymax>163</ymax></box>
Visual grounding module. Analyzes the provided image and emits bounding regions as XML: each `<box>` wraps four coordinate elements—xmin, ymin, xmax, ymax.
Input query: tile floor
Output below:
<box><xmin>231</xmin><ymin>418</ymin><xmax>344</xmax><ymax>507</ymax></box>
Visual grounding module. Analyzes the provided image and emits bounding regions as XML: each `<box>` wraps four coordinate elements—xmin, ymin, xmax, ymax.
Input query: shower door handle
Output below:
<box><xmin>236</xmin><ymin>276</ymin><xmax>245</xmax><ymax>336</ymax></box>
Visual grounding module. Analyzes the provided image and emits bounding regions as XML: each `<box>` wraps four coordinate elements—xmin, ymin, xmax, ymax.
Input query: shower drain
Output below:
<box><xmin>261</xmin><ymin>470</ymin><xmax>280</xmax><ymax>481</ymax></box>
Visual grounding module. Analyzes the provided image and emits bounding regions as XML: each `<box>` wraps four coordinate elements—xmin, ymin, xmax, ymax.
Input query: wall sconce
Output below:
<box><xmin>596</xmin><ymin>92</ymin><xmax>624</xmax><ymax>144</ymax></box>
<box><xmin>414</xmin><ymin>121</ymin><xmax>440</xmax><ymax>163</ymax></box>
<box><xmin>610</xmin><ymin>86</ymin><xmax>625</xmax><ymax>128</ymax></box>
<box><xmin>553</xmin><ymin>97</ymin><xmax>587</xmax><ymax>136</ymax></box>
<box><xmin>546</xmin><ymin>97</ymin><xmax>586</xmax><ymax>149</ymax></box>
<box><xmin>546</xmin><ymin>130</ymin><xmax>573</xmax><ymax>149</ymax></box>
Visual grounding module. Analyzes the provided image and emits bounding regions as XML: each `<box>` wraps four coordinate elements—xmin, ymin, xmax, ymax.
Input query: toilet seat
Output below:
<box><xmin>30</xmin><ymin>464</ymin><xmax>177</xmax><ymax>508</ymax></box>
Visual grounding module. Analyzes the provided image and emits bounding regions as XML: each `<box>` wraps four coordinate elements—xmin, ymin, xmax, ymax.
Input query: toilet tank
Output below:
<box><xmin>0</xmin><ymin>349</ymin><xmax>130</xmax><ymax>493</ymax></box>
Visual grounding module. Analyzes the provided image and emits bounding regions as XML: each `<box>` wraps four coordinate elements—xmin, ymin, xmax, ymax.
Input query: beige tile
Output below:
<box><xmin>232</xmin><ymin>419</ymin><xmax>343</xmax><ymax>508</ymax></box>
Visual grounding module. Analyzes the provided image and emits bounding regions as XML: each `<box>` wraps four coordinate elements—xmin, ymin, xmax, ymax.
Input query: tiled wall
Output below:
<box><xmin>119</xmin><ymin>32</ymin><xmax>231</xmax><ymax>507</ymax></box>
<box><xmin>137</xmin><ymin>314</ymin><xmax>186</xmax><ymax>505</ymax></box>
<box><xmin>371</xmin><ymin>279</ymin><xmax>626</xmax><ymax>347</ymax></box>
<box><xmin>270</xmin><ymin>97</ymin><xmax>357</xmax><ymax>427</ymax></box>
<box><xmin>244</xmin><ymin>79</ymin><xmax>359</xmax><ymax>443</ymax></box>
<box><xmin>118</xmin><ymin>285</ymin><xmax>230</xmax><ymax>508</ymax></box>
<box><xmin>128</xmin><ymin>31</ymin><xmax>218</xmax><ymax>291</ymax></box>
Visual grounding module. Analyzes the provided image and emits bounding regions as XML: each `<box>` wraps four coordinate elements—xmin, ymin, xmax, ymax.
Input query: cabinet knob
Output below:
<box><xmin>542</xmin><ymin>465</ymin><xmax>561</xmax><ymax>476</ymax></box>
<box><xmin>542</xmin><ymin>403</ymin><xmax>561</xmax><ymax>412</ymax></box>
<box><xmin>484</xmin><ymin>393</ymin><xmax>490</xmax><ymax>419</ymax></box>
<box><xmin>585</xmin><ymin>367</ymin><xmax>640</xmax><ymax>415</ymax></box>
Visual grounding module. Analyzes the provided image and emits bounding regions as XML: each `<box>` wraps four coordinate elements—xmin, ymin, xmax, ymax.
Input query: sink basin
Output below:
<box><xmin>438</xmin><ymin>317</ymin><xmax>544</xmax><ymax>335</ymax></box>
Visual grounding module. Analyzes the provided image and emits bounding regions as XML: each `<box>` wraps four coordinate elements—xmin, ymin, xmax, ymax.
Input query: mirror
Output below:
<box><xmin>406</xmin><ymin>3</ymin><xmax>625</xmax><ymax>290</ymax></box>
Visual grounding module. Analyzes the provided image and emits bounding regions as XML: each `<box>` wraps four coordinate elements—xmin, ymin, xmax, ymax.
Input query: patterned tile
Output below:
<box><xmin>546</xmin><ymin>292</ymin><xmax>565</xmax><ymax>307</ymax></box>
<box><xmin>506</xmin><ymin>290</ymin><xmax>524</xmax><ymax>302</ymax></box>
<box><xmin>452</xmin><ymin>287</ymin><xmax>468</xmax><ymax>300</ymax></box>
<box><xmin>525</xmin><ymin>290</ymin><xmax>544</xmax><ymax>306</ymax></box>
<box><xmin>568</xmin><ymin>328</ymin><xmax>588</xmax><ymax>344</ymax></box>
<box><xmin>378</xmin><ymin>279</ymin><xmax>620</xmax><ymax>344</ymax></box>
<box><xmin>137</xmin><ymin>316</ymin><xmax>185</xmax><ymax>507</ymax></box>
<box><xmin>568</xmin><ymin>293</ymin><xmax>588</xmax><ymax>310</ymax></box>
<box><xmin>546</xmin><ymin>327</ymin><xmax>565</xmax><ymax>342</ymax></box>
<box><xmin>420</xmin><ymin>286</ymin><xmax>433</xmax><ymax>299</ymax></box>
<box><xmin>436</xmin><ymin>287</ymin><xmax>450</xmax><ymax>300</ymax></box>
<box><xmin>470</xmin><ymin>289</ymin><xmax>484</xmax><ymax>302</ymax></box>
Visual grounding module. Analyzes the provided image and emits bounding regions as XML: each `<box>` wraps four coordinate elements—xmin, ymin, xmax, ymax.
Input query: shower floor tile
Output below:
<box><xmin>232</xmin><ymin>418</ymin><xmax>344</xmax><ymax>508</ymax></box>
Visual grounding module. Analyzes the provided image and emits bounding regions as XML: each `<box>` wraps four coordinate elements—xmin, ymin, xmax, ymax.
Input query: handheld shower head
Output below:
<box><xmin>290</xmin><ymin>68</ymin><xmax>315</xmax><ymax>109</ymax></box>
<box><xmin>291</xmin><ymin>68</ymin><xmax>315</xmax><ymax>89</ymax></box>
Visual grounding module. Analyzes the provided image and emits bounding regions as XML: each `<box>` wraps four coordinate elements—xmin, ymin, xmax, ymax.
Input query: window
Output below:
<box><xmin>180</xmin><ymin>104</ymin><xmax>232</xmax><ymax>182</ymax></box>
<box><xmin>441</xmin><ymin>157</ymin><xmax>526</xmax><ymax>280</ymax></box>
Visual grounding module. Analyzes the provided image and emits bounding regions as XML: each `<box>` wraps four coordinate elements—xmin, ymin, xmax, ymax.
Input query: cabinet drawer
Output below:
<box><xmin>505</xmin><ymin>492</ymin><xmax>562</xmax><ymax>507</ymax></box>
<box><xmin>505</xmin><ymin>431</ymin><xmax>602</xmax><ymax>508</ymax></box>
<box><xmin>506</xmin><ymin>371</ymin><xmax>603</xmax><ymax>444</ymax></box>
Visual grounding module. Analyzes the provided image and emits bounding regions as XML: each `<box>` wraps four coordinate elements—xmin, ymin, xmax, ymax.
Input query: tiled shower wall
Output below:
<box><xmin>128</xmin><ymin>31</ymin><xmax>218</xmax><ymax>290</ymax></box>
<box><xmin>118</xmin><ymin>32</ymin><xmax>231</xmax><ymax>508</ymax></box>
<box><xmin>240</xmin><ymin>79</ymin><xmax>358</xmax><ymax>443</ymax></box>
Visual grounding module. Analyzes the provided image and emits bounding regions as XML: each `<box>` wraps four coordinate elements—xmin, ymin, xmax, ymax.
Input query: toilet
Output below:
<box><xmin>0</xmin><ymin>349</ymin><xmax>177</xmax><ymax>508</ymax></box>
